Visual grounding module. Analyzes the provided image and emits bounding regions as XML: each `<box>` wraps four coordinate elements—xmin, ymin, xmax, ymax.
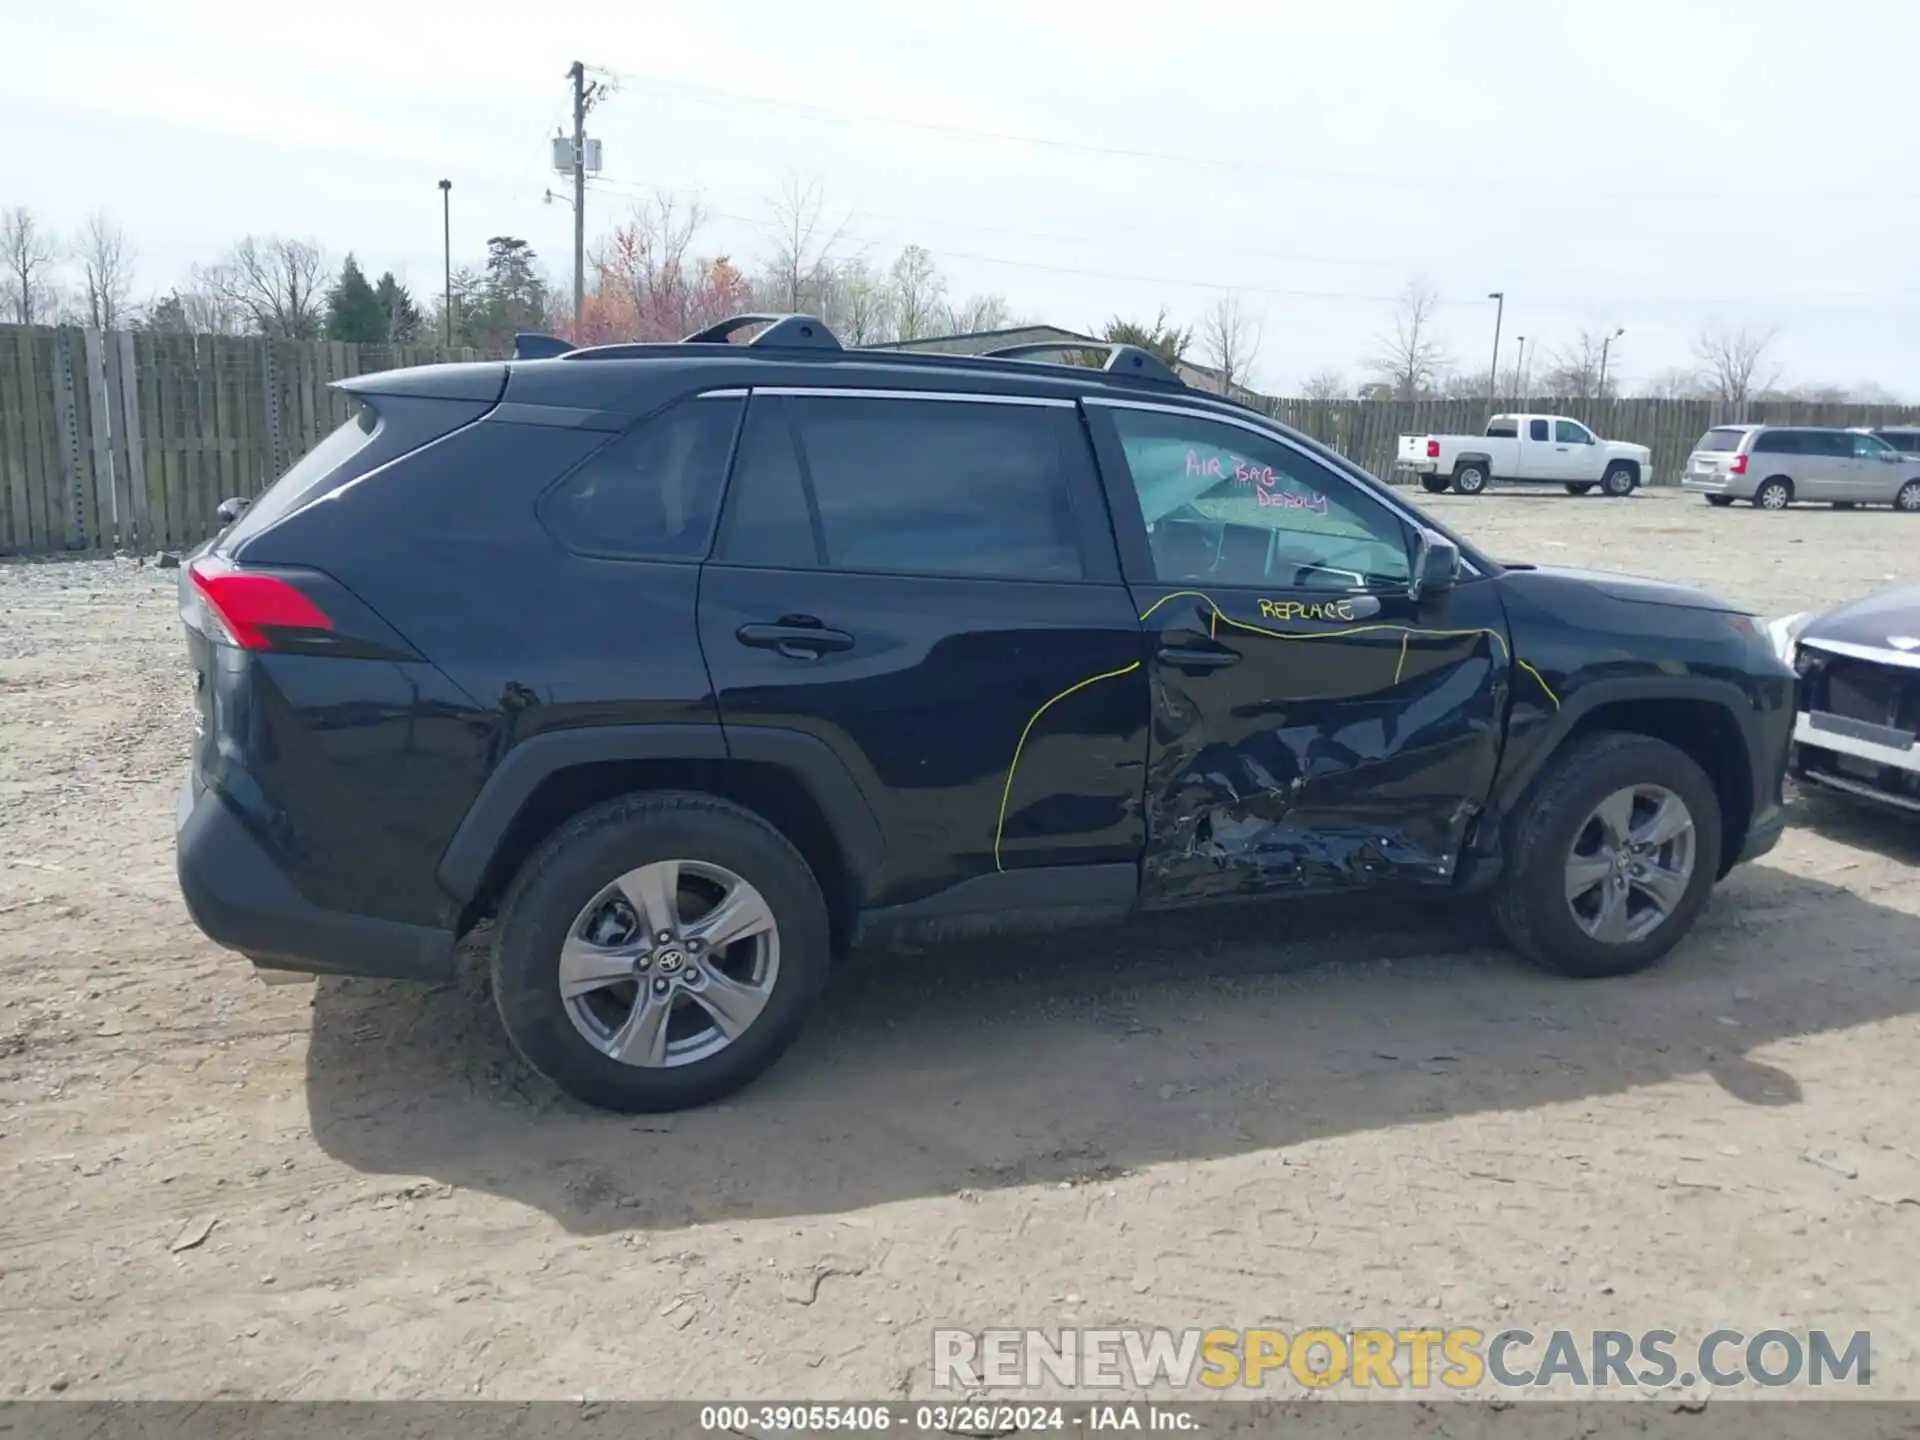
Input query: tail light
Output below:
<box><xmin>1426</xmin><ymin>440</ymin><xmax>1441</xmax><ymax>459</ymax></box>
<box><xmin>186</xmin><ymin>554</ymin><xmax>334</xmax><ymax>651</ymax></box>
<box><xmin>1729</xmin><ymin>454</ymin><xmax>1749</xmax><ymax>476</ymax></box>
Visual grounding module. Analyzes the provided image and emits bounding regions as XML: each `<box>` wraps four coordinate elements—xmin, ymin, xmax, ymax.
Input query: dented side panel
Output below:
<box><xmin>1134</xmin><ymin>581</ymin><xmax>1517</xmax><ymax>905</ymax></box>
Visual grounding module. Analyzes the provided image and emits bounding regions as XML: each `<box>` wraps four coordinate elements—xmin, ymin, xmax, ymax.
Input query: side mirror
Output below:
<box><xmin>1408</xmin><ymin>529</ymin><xmax>1460</xmax><ymax>602</ymax></box>
<box><xmin>215</xmin><ymin>496</ymin><xmax>251</xmax><ymax>526</ymax></box>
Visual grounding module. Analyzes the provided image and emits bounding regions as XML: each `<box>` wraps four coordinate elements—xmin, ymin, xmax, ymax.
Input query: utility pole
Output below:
<box><xmin>1514</xmin><ymin>336</ymin><xmax>1528</xmax><ymax>403</ymax></box>
<box><xmin>567</xmin><ymin>62</ymin><xmax>604</xmax><ymax>334</ymax></box>
<box><xmin>1598</xmin><ymin>326</ymin><xmax>1625</xmax><ymax>400</ymax></box>
<box><xmin>1486</xmin><ymin>292</ymin><xmax>1504</xmax><ymax>398</ymax></box>
<box><xmin>438</xmin><ymin>179</ymin><xmax>452</xmax><ymax>349</ymax></box>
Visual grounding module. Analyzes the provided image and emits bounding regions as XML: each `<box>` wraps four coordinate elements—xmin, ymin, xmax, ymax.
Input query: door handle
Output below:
<box><xmin>1157</xmin><ymin>643</ymin><xmax>1241</xmax><ymax>671</ymax></box>
<box><xmin>736</xmin><ymin>623</ymin><xmax>856</xmax><ymax>659</ymax></box>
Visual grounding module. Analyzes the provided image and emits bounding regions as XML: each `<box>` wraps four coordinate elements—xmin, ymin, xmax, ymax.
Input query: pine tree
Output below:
<box><xmin>373</xmin><ymin>271</ymin><xmax>423</xmax><ymax>344</ymax></box>
<box><xmin>325</xmin><ymin>255</ymin><xmax>387</xmax><ymax>343</ymax></box>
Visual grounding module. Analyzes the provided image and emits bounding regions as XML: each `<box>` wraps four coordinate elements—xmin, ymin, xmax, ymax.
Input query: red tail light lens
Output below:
<box><xmin>1729</xmin><ymin>454</ymin><xmax>1749</xmax><ymax>475</ymax></box>
<box><xmin>187</xmin><ymin>555</ymin><xmax>334</xmax><ymax>651</ymax></box>
<box><xmin>1426</xmin><ymin>439</ymin><xmax>1441</xmax><ymax>459</ymax></box>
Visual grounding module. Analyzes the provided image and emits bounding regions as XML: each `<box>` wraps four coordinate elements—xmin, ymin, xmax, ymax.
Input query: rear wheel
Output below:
<box><xmin>491</xmin><ymin>792</ymin><xmax>830</xmax><ymax>1112</ymax></box>
<box><xmin>1705</xmin><ymin>495</ymin><xmax>1735</xmax><ymax>508</ymax></box>
<box><xmin>1564</xmin><ymin>482</ymin><xmax>1595</xmax><ymax>496</ymax></box>
<box><xmin>1897</xmin><ymin>479</ymin><xmax>1920</xmax><ymax>513</ymax></box>
<box><xmin>1452</xmin><ymin>462</ymin><xmax>1490</xmax><ymax>496</ymax></box>
<box><xmin>1601</xmin><ymin>464</ymin><xmax>1637</xmax><ymax>497</ymax></box>
<box><xmin>1420</xmin><ymin>475</ymin><xmax>1451</xmax><ymax>494</ymax></box>
<box><xmin>1492</xmin><ymin>734</ymin><xmax>1722</xmax><ymax>979</ymax></box>
<box><xmin>1753</xmin><ymin>477</ymin><xmax>1793</xmax><ymax>510</ymax></box>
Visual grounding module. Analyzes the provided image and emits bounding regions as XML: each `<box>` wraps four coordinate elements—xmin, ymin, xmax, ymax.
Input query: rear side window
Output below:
<box><xmin>1813</xmin><ymin>431</ymin><xmax>1852</xmax><ymax>458</ymax></box>
<box><xmin>1752</xmin><ymin>430</ymin><xmax>1800</xmax><ymax>455</ymax></box>
<box><xmin>717</xmin><ymin>395</ymin><xmax>1085</xmax><ymax>581</ymax></box>
<box><xmin>1528</xmin><ymin>419</ymin><xmax>1549</xmax><ymax>441</ymax></box>
<box><xmin>1696</xmin><ymin>428</ymin><xmax>1747</xmax><ymax>453</ymax></box>
<box><xmin>539</xmin><ymin>395</ymin><xmax>743</xmax><ymax>560</ymax></box>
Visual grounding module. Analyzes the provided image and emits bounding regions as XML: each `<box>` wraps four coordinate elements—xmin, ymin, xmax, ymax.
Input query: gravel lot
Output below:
<box><xmin>1</xmin><ymin>487</ymin><xmax>1916</xmax><ymax>1405</ymax></box>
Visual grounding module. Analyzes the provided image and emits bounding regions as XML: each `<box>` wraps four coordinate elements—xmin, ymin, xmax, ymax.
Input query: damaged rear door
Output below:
<box><xmin>1083</xmin><ymin>398</ymin><xmax>1511</xmax><ymax>905</ymax></box>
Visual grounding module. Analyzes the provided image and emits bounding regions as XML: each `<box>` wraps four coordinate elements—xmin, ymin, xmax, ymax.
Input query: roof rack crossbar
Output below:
<box><xmin>681</xmin><ymin>313</ymin><xmax>843</xmax><ymax>350</ymax></box>
<box><xmin>512</xmin><ymin>332</ymin><xmax>575</xmax><ymax>360</ymax></box>
<box><xmin>979</xmin><ymin>340</ymin><xmax>1185</xmax><ymax>388</ymax></box>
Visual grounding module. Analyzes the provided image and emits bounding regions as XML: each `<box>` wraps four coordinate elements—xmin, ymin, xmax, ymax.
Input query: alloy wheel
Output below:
<box><xmin>557</xmin><ymin>859</ymin><xmax>780</xmax><ymax>1068</ymax></box>
<box><xmin>1563</xmin><ymin>784</ymin><xmax>1696</xmax><ymax>945</ymax></box>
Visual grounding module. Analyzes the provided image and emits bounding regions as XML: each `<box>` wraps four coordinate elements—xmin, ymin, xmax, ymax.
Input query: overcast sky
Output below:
<box><xmin>4</xmin><ymin>0</ymin><xmax>1915</xmax><ymax>396</ymax></box>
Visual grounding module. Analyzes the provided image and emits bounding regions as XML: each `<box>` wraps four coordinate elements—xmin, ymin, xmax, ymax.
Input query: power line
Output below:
<box><xmin>590</xmin><ymin>66</ymin><xmax>1454</xmax><ymax>192</ymax></box>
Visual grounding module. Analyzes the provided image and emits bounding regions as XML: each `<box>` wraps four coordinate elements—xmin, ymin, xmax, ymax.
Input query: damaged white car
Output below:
<box><xmin>1769</xmin><ymin>584</ymin><xmax>1920</xmax><ymax>814</ymax></box>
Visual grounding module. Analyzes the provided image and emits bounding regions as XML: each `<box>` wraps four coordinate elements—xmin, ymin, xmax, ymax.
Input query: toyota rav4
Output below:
<box><xmin>175</xmin><ymin>315</ymin><xmax>1794</xmax><ymax>1112</ymax></box>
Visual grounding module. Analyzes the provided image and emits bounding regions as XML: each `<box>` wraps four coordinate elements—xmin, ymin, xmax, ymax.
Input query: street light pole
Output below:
<box><xmin>1487</xmin><ymin>292</ymin><xmax>1505</xmax><ymax>398</ymax></box>
<box><xmin>1514</xmin><ymin>336</ymin><xmax>1528</xmax><ymax>403</ymax></box>
<box><xmin>437</xmin><ymin>179</ymin><xmax>452</xmax><ymax>350</ymax></box>
<box><xmin>1598</xmin><ymin>327</ymin><xmax>1625</xmax><ymax>400</ymax></box>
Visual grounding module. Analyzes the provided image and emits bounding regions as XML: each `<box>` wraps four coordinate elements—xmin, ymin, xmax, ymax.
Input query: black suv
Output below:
<box><xmin>175</xmin><ymin>314</ymin><xmax>1794</xmax><ymax>1112</ymax></box>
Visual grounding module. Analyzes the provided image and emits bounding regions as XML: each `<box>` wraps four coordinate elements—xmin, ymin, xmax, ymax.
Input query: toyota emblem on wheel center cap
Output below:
<box><xmin>653</xmin><ymin>947</ymin><xmax>685</xmax><ymax>975</ymax></box>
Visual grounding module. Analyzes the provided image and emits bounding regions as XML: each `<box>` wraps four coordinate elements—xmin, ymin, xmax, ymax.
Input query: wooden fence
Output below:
<box><xmin>3</xmin><ymin>322</ymin><xmax>1917</xmax><ymax>557</ymax></box>
<box><xmin>0</xmin><ymin>326</ymin><xmax>476</xmax><ymax>557</ymax></box>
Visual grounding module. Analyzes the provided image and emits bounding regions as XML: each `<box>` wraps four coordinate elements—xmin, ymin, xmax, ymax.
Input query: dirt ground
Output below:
<box><xmin>1</xmin><ymin>486</ymin><xmax>1916</xmax><ymax>1405</ymax></box>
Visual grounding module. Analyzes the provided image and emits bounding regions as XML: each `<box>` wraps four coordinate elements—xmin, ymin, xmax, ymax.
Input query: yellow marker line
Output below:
<box><xmin>994</xmin><ymin>660</ymin><xmax>1143</xmax><ymax>872</ymax></box>
<box><xmin>1394</xmin><ymin>633</ymin><xmax>1410</xmax><ymax>686</ymax></box>
<box><xmin>1138</xmin><ymin>589</ymin><xmax>1562</xmax><ymax>708</ymax></box>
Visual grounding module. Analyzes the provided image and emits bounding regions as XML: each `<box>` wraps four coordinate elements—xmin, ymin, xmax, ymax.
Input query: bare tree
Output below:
<box><xmin>1692</xmin><ymin>320</ymin><xmax>1779</xmax><ymax>415</ymax></box>
<box><xmin>1</xmin><ymin>206</ymin><xmax>61</xmax><ymax>325</ymax></box>
<box><xmin>146</xmin><ymin>283</ymin><xmax>248</xmax><ymax>336</ymax></box>
<box><xmin>1540</xmin><ymin>330</ymin><xmax>1616</xmax><ymax>399</ymax></box>
<box><xmin>944</xmin><ymin>293</ymin><xmax>1012</xmax><ymax>335</ymax></box>
<box><xmin>1301</xmin><ymin>368</ymin><xmax>1347</xmax><ymax>401</ymax></box>
<box><xmin>74</xmin><ymin>211</ymin><xmax>136</xmax><ymax>329</ymax></box>
<box><xmin>888</xmin><ymin>245</ymin><xmax>947</xmax><ymax>341</ymax></box>
<box><xmin>1368</xmin><ymin>279</ymin><xmax>1448</xmax><ymax>399</ymax></box>
<box><xmin>819</xmin><ymin>258</ymin><xmax>895</xmax><ymax>345</ymax></box>
<box><xmin>1645</xmin><ymin>366</ymin><xmax>1709</xmax><ymax>400</ymax></box>
<box><xmin>759</xmin><ymin>177</ymin><xmax>846</xmax><ymax>314</ymax></box>
<box><xmin>200</xmin><ymin>236</ymin><xmax>328</xmax><ymax>338</ymax></box>
<box><xmin>1200</xmin><ymin>290</ymin><xmax>1262</xmax><ymax>396</ymax></box>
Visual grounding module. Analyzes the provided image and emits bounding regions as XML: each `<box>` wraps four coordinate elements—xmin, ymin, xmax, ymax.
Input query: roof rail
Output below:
<box><xmin>981</xmin><ymin>340</ymin><xmax>1185</xmax><ymax>389</ymax></box>
<box><xmin>681</xmin><ymin>314</ymin><xmax>843</xmax><ymax>350</ymax></box>
<box><xmin>512</xmin><ymin>332</ymin><xmax>575</xmax><ymax>360</ymax></box>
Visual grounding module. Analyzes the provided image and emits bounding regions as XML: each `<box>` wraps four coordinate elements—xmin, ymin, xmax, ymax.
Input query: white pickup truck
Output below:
<box><xmin>1395</xmin><ymin>413</ymin><xmax>1653</xmax><ymax>497</ymax></box>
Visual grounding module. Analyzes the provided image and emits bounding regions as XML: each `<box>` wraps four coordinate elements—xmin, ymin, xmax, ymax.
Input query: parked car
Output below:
<box><xmin>175</xmin><ymin>316</ymin><xmax>1793</xmax><ymax>1112</ymax></box>
<box><xmin>1394</xmin><ymin>414</ymin><xmax>1652</xmax><ymax>497</ymax></box>
<box><xmin>1871</xmin><ymin>426</ymin><xmax>1920</xmax><ymax>457</ymax></box>
<box><xmin>1683</xmin><ymin>425</ymin><xmax>1920</xmax><ymax>511</ymax></box>
<box><xmin>1767</xmin><ymin>585</ymin><xmax>1920</xmax><ymax>814</ymax></box>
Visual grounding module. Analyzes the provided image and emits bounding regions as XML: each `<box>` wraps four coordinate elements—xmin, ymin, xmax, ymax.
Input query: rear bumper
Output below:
<box><xmin>1683</xmin><ymin>475</ymin><xmax>1750</xmax><ymax>497</ymax></box>
<box><xmin>176</xmin><ymin>770</ymin><xmax>458</xmax><ymax>983</ymax></box>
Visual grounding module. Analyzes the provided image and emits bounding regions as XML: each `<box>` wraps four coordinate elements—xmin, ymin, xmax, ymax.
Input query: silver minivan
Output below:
<box><xmin>1684</xmin><ymin>424</ymin><xmax>1920</xmax><ymax>511</ymax></box>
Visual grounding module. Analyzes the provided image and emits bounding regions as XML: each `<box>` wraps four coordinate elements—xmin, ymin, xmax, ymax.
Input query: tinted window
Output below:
<box><xmin>539</xmin><ymin>396</ymin><xmax>742</xmax><ymax>560</ymax></box>
<box><xmin>1813</xmin><ymin>431</ymin><xmax>1853</xmax><ymax>458</ymax></box>
<box><xmin>1752</xmin><ymin>430</ymin><xmax>1800</xmax><ymax>455</ymax></box>
<box><xmin>1696</xmin><ymin>428</ymin><xmax>1747</xmax><ymax>453</ymax></box>
<box><xmin>1851</xmin><ymin>432</ymin><xmax>1895</xmax><ymax>459</ymax></box>
<box><xmin>1878</xmin><ymin>431</ymin><xmax>1920</xmax><ymax>455</ymax></box>
<box><xmin>718</xmin><ymin>395</ymin><xmax>1085</xmax><ymax>580</ymax></box>
<box><xmin>1554</xmin><ymin>420</ymin><xmax>1592</xmax><ymax>444</ymax></box>
<box><xmin>1107</xmin><ymin>407</ymin><xmax>1410</xmax><ymax>592</ymax></box>
<box><xmin>1528</xmin><ymin>419</ymin><xmax>1550</xmax><ymax>442</ymax></box>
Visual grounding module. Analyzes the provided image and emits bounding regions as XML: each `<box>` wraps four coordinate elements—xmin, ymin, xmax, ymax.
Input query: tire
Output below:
<box><xmin>1420</xmin><ymin>475</ymin><xmax>1451</xmax><ymax>494</ymax></box>
<box><xmin>491</xmin><ymin>792</ymin><xmax>831</xmax><ymax>1112</ymax></box>
<box><xmin>1452</xmin><ymin>462</ymin><xmax>1490</xmax><ymax>496</ymax></box>
<box><xmin>1492</xmin><ymin>733</ymin><xmax>1723</xmax><ymax>979</ymax></box>
<box><xmin>1564</xmin><ymin>483</ymin><xmax>1595</xmax><ymax>496</ymax></box>
<box><xmin>1752</xmin><ymin>477</ymin><xmax>1793</xmax><ymax>510</ymax></box>
<box><xmin>1601</xmin><ymin>464</ymin><xmax>1637</xmax><ymax>497</ymax></box>
<box><xmin>1897</xmin><ymin>479</ymin><xmax>1920</xmax><ymax>513</ymax></box>
<box><xmin>1705</xmin><ymin>495</ymin><xmax>1735</xmax><ymax>508</ymax></box>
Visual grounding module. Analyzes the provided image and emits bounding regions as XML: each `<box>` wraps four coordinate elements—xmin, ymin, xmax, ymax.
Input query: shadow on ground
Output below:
<box><xmin>304</xmin><ymin>860</ymin><xmax>1919</xmax><ymax>1235</ymax></box>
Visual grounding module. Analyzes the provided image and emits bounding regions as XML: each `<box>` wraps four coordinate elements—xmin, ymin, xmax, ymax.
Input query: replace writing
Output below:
<box><xmin>1258</xmin><ymin>598</ymin><xmax>1360</xmax><ymax>623</ymax></box>
<box><xmin>1185</xmin><ymin>450</ymin><xmax>1329</xmax><ymax>515</ymax></box>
